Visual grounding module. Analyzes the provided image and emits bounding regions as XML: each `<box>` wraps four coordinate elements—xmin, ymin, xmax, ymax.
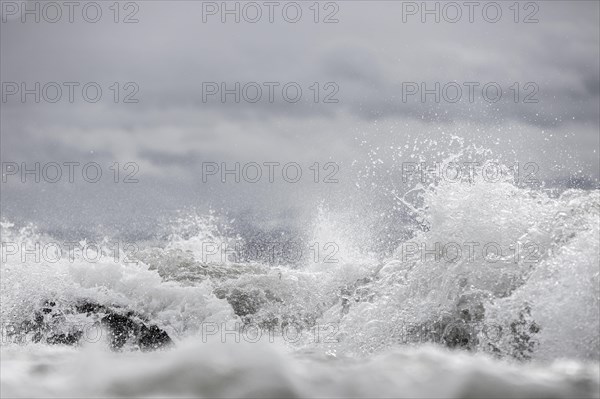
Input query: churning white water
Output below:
<box><xmin>1</xmin><ymin>153</ymin><xmax>599</xmax><ymax>398</ymax></box>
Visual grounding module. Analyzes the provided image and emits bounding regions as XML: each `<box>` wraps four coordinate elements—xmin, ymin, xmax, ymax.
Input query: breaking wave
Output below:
<box><xmin>1</xmin><ymin>145</ymin><xmax>599</xmax><ymax>397</ymax></box>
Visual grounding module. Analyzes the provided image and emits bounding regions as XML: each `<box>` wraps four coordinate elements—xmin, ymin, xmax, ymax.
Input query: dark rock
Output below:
<box><xmin>485</xmin><ymin>304</ymin><xmax>541</xmax><ymax>360</ymax></box>
<box><xmin>9</xmin><ymin>300</ymin><xmax>173</xmax><ymax>351</ymax></box>
<box><xmin>76</xmin><ymin>302</ymin><xmax>173</xmax><ymax>350</ymax></box>
<box><xmin>403</xmin><ymin>315</ymin><xmax>478</xmax><ymax>350</ymax></box>
<box><xmin>508</xmin><ymin>305</ymin><xmax>540</xmax><ymax>360</ymax></box>
<box><xmin>225</xmin><ymin>288</ymin><xmax>265</xmax><ymax>317</ymax></box>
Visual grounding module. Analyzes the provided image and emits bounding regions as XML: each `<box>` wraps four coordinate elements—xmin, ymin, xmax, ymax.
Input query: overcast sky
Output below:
<box><xmin>1</xmin><ymin>0</ymin><xmax>598</xmax><ymax>235</ymax></box>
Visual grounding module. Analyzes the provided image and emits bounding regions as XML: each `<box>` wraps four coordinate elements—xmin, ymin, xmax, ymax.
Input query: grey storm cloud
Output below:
<box><xmin>1</xmin><ymin>0</ymin><xmax>598</xmax><ymax>232</ymax></box>
<box><xmin>2</xmin><ymin>1</ymin><xmax>598</xmax><ymax>127</ymax></box>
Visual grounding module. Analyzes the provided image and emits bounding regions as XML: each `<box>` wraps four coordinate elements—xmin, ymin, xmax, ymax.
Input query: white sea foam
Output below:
<box><xmin>1</xmin><ymin>152</ymin><xmax>598</xmax><ymax>397</ymax></box>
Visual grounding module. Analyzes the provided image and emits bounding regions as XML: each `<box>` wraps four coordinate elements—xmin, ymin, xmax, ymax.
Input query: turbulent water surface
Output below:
<box><xmin>1</xmin><ymin>157</ymin><xmax>599</xmax><ymax>398</ymax></box>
